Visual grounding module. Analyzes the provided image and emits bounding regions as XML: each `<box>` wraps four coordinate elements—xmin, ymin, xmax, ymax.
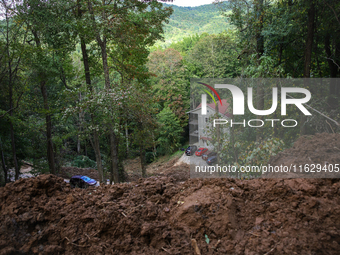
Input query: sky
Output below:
<box><xmin>166</xmin><ymin>0</ymin><xmax>215</xmax><ymax>7</ymax></box>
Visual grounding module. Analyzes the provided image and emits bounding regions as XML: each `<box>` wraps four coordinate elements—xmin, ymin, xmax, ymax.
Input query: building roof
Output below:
<box><xmin>195</xmin><ymin>99</ymin><xmax>232</xmax><ymax>118</ymax></box>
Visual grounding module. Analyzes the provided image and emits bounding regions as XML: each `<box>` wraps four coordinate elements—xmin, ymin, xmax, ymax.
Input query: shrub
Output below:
<box><xmin>71</xmin><ymin>155</ymin><xmax>96</xmax><ymax>168</ymax></box>
<box><xmin>145</xmin><ymin>152</ymin><xmax>156</xmax><ymax>164</ymax></box>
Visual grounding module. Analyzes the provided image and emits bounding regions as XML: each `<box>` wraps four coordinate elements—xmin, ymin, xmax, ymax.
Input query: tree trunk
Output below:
<box><xmin>9</xmin><ymin>122</ymin><xmax>19</xmax><ymax>180</ymax></box>
<box><xmin>140</xmin><ymin>144</ymin><xmax>146</xmax><ymax>178</ymax></box>
<box><xmin>109</xmin><ymin>127</ymin><xmax>119</xmax><ymax>183</ymax></box>
<box><xmin>324</xmin><ymin>34</ymin><xmax>338</xmax><ymax>77</ymax></box>
<box><xmin>32</xmin><ymin>30</ymin><xmax>56</xmax><ymax>174</ymax></box>
<box><xmin>99</xmin><ymin>37</ymin><xmax>120</xmax><ymax>184</ymax></box>
<box><xmin>91</xmin><ymin>128</ymin><xmax>104</xmax><ymax>183</ymax></box>
<box><xmin>88</xmin><ymin>0</ymin><xmax>120</xmax><ymax>183</ymax></box>
<box><xmin>0</xmin><ymin>137</ymin><xmax>8</xmax><ymax>183</ymax></box>
<box><xmin>80</xmin><ymin>37</ymin><xmax>105</xmax><ymax>184</ymax></box>
<box><xmin>255</xmin><ymin>0</ymin><xmax>264</xmax><ymax>60</ymax></box>
<box><xmin>78</xmin><ymin>2</ymin><xmax>105</xmax><ymax>183</ymax></box>
<box><xmin>77</xmin><ymin>92</ymin><xmax>83</xmax><ymax>155</ymax></box>
<box><xmin>6</xmin><ymin>15</ymin><xmax>20</xmax><ymax>180</ymax></box>
<box><xmin>41</xmin><ymin>81</ymin><xmax>56</xmax><ymax>174</ymax></box>
<box><xmin>8</xmin><ymin>59</ymin><xmax>19</xmax><ymax>180</ymax></box>
<box><xmin>301</xmin><ymin>1</ymin><xmax>315</xmax><ymax>135</ymax></box>
<box><xmin>152</xmin><ymin>132</ymin><xmax>157</xmax><ymax>161</ymax></box>
<box><xmin>255</xmin><ymin>0</ymin><xmax>264</xmax><ymax>142</ymax></box>
<box><xmin>231</xmin><ymin>119</ymin><xmax>237</xmax><ymax>162</ymax></box>
<box><xmin>303</xmin><ymin>1</ymin><xmax>315</xmax><ymax>78</ymax></box>
<box><xmin>125</xmin><ymin>123</ymin><xmax>129</xmax><ymax>156</ymax></box>
<box><xmin>325</xmin><ymin>34</ymin><xmax>339</xmax><ymax>109</ymax></box>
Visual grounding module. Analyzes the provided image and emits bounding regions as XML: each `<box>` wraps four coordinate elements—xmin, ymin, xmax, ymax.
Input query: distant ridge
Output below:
<box><xmin>156</xmin><ymin>3</ymin><xmax>231</xmax><ymax>48</ymax></box>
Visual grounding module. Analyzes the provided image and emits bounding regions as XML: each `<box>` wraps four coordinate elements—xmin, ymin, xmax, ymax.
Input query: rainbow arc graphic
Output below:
<box><xmin>198</xmin><ymin>82</ymin><xmax>223</xmax><ymax>106</ymax></box>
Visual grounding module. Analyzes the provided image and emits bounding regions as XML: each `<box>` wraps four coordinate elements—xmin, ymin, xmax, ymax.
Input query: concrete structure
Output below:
<box><xmin>187</xmin><ymin>99</ymin><xmax>231</xmax><ymax>147</ymax></box>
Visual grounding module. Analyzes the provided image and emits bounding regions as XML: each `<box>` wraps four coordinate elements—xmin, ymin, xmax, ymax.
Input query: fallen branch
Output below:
<box><xmin>191</xmin><ymin>239</ymin><xmax>201</xmax><ymax>255</ymax></box>
<box><xmin>264</xmin><ymin>246</ymin><xmax>276</xmax><ymax>255</ymax></box>
<box><xmin>23</xmin><ymin>162</ymin><xmax>34</xmax><ymax>167</ymax></box>
<box><xmin>326</xmin><ymin>120</ymin><xmax>335</xmax><ymax>133</ymax></box>
<box><xmin>287</xmin><ymin>94</ymin><xmax>340</xmax><ymax>127</ymax></box>
<box><xmin>248</xmin><ymin>231</ymin><xmax>260</xmax><ymax>237</ymax></box>
<box><xmin>64</xmin><ymin>237</ymin><xmax>90</xmax><ymax>248</ymax></box>
<box><xmin>161</xmin><ymin>247</ymin><xmax>171</xmax><ymax>254</ymax></box>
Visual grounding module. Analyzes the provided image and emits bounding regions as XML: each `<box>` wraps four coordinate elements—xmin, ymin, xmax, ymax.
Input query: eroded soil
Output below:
<box><xmin>1</xmin><ymin>133</ymin><xmax>340</xmax><ymax>254</ymax></box>
<box><xmin>1</xmin><ymin>173</ymin><xmax>340</xmax><ymax>255</ymax></box>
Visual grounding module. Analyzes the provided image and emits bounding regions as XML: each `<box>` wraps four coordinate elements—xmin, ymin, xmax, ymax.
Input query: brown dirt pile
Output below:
<box><xmin>58</xmin><ymin>167</ymin><xmax>105</xmax><ymax>181</ymax></box>
<box><xmin>266</xmin><ymin>133</ymin><xmax>340</xmax><ymax>178</ymax></box>
<box><xmin>269</xmin><ymin>133</ymin><xmax>340</xmax><ymax>166</ymax></box>
<box><xmin>1</xmin><ymin>174</ymin><xmax>340</xmax><ymax>254</ymax></box>
<box><xmin>123</xmin><ymin>154</ymin><xmax>187</xmax><ymax>182</ymax></box>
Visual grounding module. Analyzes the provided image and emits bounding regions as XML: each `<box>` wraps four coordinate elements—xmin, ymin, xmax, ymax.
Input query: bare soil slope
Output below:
<box><xmin>1</xmin><ymin>133</ymin><xmax>340</xmax><ymax>254</ymax></box>
<box><xmin>269</xmin><ymin>133</ymin><xmax>340</xmax><ymax>167</ymax></box>
<box><xmin>1</xmin><ymin>174</ymin><xmax>340</xmax><ymax>255</ymax></box>
<box><xmin>267</xmin><ymin>133</ymin><xmax>340</xmax><ymax>178</ymax></box>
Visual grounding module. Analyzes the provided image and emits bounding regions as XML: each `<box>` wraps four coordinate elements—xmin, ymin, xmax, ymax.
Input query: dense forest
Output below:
<box><xmin>152</xmin><ymin>3</ymin><xmax>232</xmax><ymax>48</ymax></box>
<box><xmin>0</xmin><ymin>0</ymin><xmax>340</xmax><ymax>185</ymax></box>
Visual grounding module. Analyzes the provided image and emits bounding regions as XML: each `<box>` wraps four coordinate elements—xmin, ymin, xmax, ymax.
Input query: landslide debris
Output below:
<box><xmin>1</xmin><ymin>174</ymin><xmax>340</xmax><ymax>254</ymax></box>
<box><xmin>267</xmin><ymin>133</ymin><xmax>340</xmax><ymax>178</ymax></box>
<box><xmin>269</xmin><ymin>133</ymin><xmax>340</xmax><ymax>167</ymax></box>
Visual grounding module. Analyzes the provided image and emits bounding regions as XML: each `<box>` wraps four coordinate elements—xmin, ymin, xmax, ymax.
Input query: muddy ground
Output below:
<box><xmin>269</xmin><ymin>133</ymin><xmax>340</xmax><ymax>167</ymax></box>
<box><xmin>267</xmin><ymin>133</ymin><xmax>340</xmax><ymax>178</ymax></box>
<box><xmin>1</xmin><ymin>133</ymin><xmax>340</xmax><ymax>255</ymax></box>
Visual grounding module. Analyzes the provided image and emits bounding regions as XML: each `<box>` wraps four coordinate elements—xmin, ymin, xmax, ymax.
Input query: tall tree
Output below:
<box><xmin>16</xmin><ymin>0</ymin><xmax>76</xmax><ymax>174</ymax></box>
<box><xmin>1</xmin><ymin>0</ymin><xmax>28</xmax><ymax>180</ymax></box>
<box><xmin>148</xmin><ymin>48</ymin><xmax>189</xmax><ymax>127</ymax></box>
<box><xmin>85</xmin><ymin>0</ymin><xmax>172</xmax><ymax>183</ymax></box>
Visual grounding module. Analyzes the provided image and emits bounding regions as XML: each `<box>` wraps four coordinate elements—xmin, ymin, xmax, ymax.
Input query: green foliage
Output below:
<box><xmin>236</xmin><ymin>138</ymin><xmax>285</xmax><ymax>168</ymax></box>
<box><xmin>216</xmin><ymin>136</ymin><xmax>285</xmax><ymax>178</ymax></box>
<box><xmin>71</xmin><ymin>155</ymin><xmax>96</xmax><ymax>168</ymax></box>
<box><xmin>153</xmin><ymin>3</ymin><xmax>232</xmax><ymax>48</ymax></box>
<box><xmin>243</xmin><ymin>54</ymin><xmax>284</xmax><ymax>78</ymax></box>
<box><xmin>156</xmin><ymin>107</ymin><xmax>183</xmax><ymax>154</ymax></box>
<box><xmin>30</xmin><ymin>159</ymin><xmax>50</xmax><ymax>176</ymax></box>
<box><xmin>186</xmin><ymin>32</ymin><xmax>241</xmax><ymax>78</ymax></box>
<box><xmin>148</xmin><ymin>48</ymin><xmax>190</xmax><ymax>127</ymax></box>
<box><xmin>145</xmin><ymin>152</ymin><xmax>155</xmax><ymax>164</ymax></box>
<box><xmin>168</xmin><ymin>33</ymin><xmax>208</xmax><ymax>55</ymax></box>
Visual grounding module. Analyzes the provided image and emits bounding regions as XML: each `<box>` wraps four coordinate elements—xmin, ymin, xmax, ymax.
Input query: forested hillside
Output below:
<box><xmin>155</xmin><ymin>3</ymin><xmax>232</xmax><ymax>47</ymax></box>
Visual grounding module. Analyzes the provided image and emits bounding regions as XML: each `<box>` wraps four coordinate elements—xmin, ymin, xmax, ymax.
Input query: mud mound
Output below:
<box><xmin>1</xmin><ymin>174</ymin><xmax>340</xmax><ymax>254</ymax></box>
<box><xmin>267</xmin><ymin>133</ymin><xmax>340</xmax><ymax>177</ymax></box>
<box><xmin>58</xmin><ymin>166</ymin><xmax>104</xmax><ymax>181</ymax></box>
<box><xmin>125</xmin><ymin>155</ymin><xmax>188</xmax><ymax>183</ymax></box>
<box><xmin>270</xmin><ymin>133</ymin><xmax>340</xmax><ymax>166</ymax></box>
<box><xmin>156</xmin><ymin>163</ymin><xmax>189</xmax><ymax>182</ymax></box>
